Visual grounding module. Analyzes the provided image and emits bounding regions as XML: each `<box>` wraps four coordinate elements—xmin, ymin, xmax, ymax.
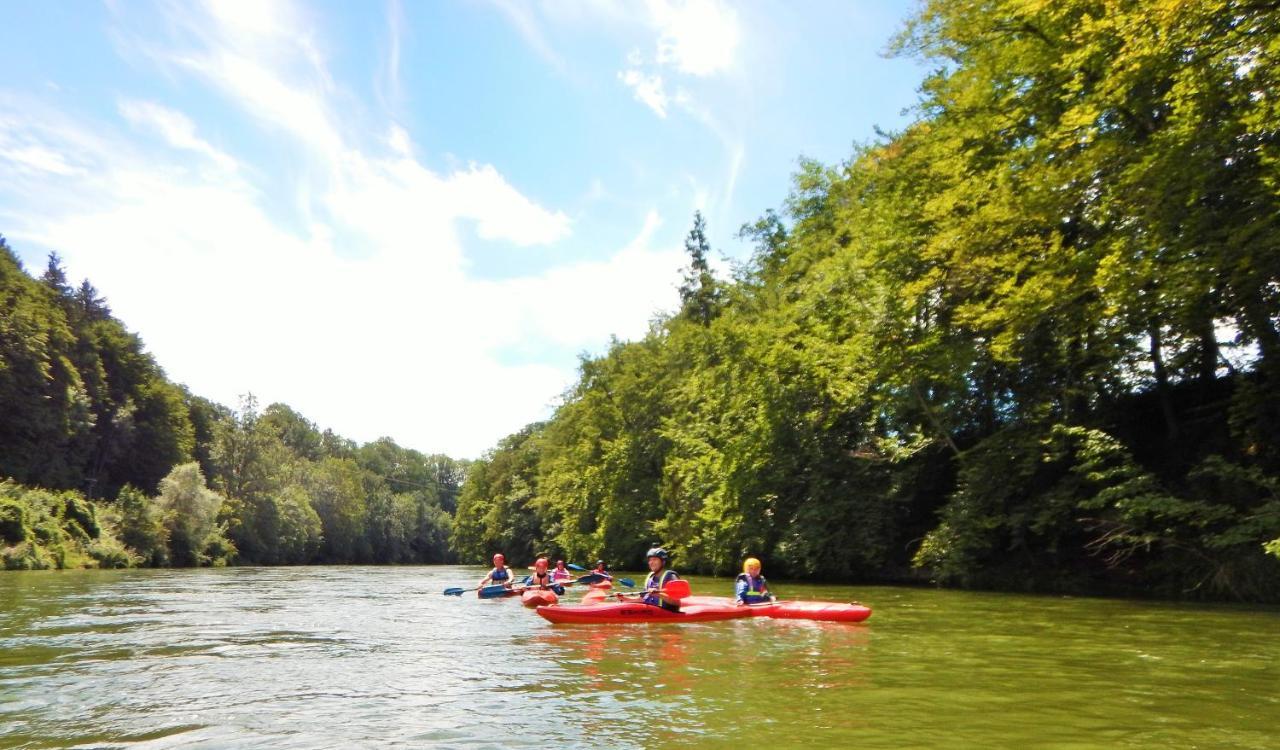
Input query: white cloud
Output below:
<box><xmin>449</xmin><ymin>164</ymin><xmax>572</xmax><ymax>246</ymax></box>
<box><xmin>1</xmin><ymin>144</ymin><xmax>85</xmax><ymax>176</ymax></box>
<box><xmin>647</xmin><ymin>0</ymin><xmax>740</xmax><ymax>77</ymax></box>
<box><xmin>619</xmin><ymin>69</ymin><xmax>669</xmax><ymax>118</ymax></box>
<box><xmin>119</xmin><ymin>99</ymin><xmax>237</xmax><ymax>170</ymax></box>
<box><xmin>0</xmin><ymin>1</ymin><xmax>682</xmax><ymax>458</ymax></box>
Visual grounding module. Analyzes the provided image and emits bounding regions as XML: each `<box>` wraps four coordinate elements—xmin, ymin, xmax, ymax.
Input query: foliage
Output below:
<box><xmin>0</xmin><ymin>480</ymin><xmax>119</xmax><ymax>570</ymax></box>
<box><xmin>157</xmin><ymin>463</ymin><xmax>232</xmax><ymax>567</ymax></box>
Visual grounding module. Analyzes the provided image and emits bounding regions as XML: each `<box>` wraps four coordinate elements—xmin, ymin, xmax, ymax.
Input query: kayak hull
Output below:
<box><xmin>770</xmin><ymin>601</ymin><xmax>871</xmax><ymax>622</ymax></box>
<box><xmin>536</xmin><ymin>601</ymin><xmax>757</xmax><ymax>624</ymax></box>
<box><xmin>681</xmin><ymin>595</ymin><xmax>872</xmax><ymax>622</ymax></box>
<box><xmin>522</xmin><ymin>589</ymin><xmax>559</xmax><ymax>608</ymax></box>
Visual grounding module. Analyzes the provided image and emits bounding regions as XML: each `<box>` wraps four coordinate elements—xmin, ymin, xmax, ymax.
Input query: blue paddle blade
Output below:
<box><xmin>522</xmin><ymin>575</ymin><xmax>532</xmax><ymax>585</ymax></box>
<box><xmin>574</xmin><ymin>573</ymin><xmax>604</xmax><ymax>585</ymax></box>
<box><xmin>552</xmin><ymin>585</ymin><xmax>565</xmax><ymax>595</ymax></box>
<box><xmin>443</xmin><ymin>587</ymin><xmax>466</xmax><ymax>596</ymax></box>
<box><xmin>566</xmin><ymin>563</ymin><xmax>587</xmax><ymax>571</ymax></box>
<box><xmin>619</xmin><ymin>578</ymin><xmax>636</xmax><ymax>588</ymax></box>
<box><xmin>478</xmin><ymin>584</ymin><xmax>513</xmax><ymax>599</ymax></box>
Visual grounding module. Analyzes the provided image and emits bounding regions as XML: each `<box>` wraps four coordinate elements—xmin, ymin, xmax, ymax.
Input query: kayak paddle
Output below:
<box><xmin>615</xmin><ymin>579</ymin><xmax>691</xmax><ymax>601</ymax></box>
<box><xmin>444</xmin><ymin>574</ymin><xmax>531</xmax><ymax>596</ymax></box>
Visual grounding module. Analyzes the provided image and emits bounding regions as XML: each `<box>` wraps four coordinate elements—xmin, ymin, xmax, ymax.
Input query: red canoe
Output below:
<box><xmin>521</xmin><ymin>588</ymin><xmax>559</xmax><ymax>608</ymax></box>
<box><xmin>536</xmin><ymin>600</ymin><xmax>758</xmax><ymax>624</ymax></box>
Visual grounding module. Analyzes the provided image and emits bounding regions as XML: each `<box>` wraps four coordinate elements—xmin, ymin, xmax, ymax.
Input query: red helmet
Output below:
<box><xmin>493</xmin><ymin>553</ymin><xmax>505</xmax><ymax>564</ymax></box>
<box><xmin>534</xmin><ymin>557</ymin><xmax>549</xmax><ymax>570</ymax></box>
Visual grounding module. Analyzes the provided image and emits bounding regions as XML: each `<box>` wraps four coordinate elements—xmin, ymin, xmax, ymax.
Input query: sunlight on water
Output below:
<box><xmin>1</xmin><ymin>567</ymin><xmax>1277</xmax><ymax>749</ymax></box>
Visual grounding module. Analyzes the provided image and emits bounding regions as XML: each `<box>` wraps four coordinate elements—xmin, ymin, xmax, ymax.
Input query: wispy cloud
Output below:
<box><xmin>487</xmin><ymin>0</ymin><xmax>569</xmax><ymax>75</ymax></box>
<box><xmin>619</xmin><ymin>69</ymin><xmax>669</xmax><ymax>118</ymax></box>
<box><xmin>118</xmin><ymin>99</ymin><xmax>237</xmax><ymax>171</ymax></box>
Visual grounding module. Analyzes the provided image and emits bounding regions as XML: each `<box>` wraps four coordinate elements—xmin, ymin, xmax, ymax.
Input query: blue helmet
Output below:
<box><xmin>645</xmin><ymin>547</ymin><xmax>669</xmax><ymax>563</ymax></box>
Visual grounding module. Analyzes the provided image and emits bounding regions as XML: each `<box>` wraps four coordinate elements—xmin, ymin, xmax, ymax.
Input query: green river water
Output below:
<box><xmin>1</xmin><ymin>566</ymin><xmax>1276</xmax><ymax>749</ymax></box>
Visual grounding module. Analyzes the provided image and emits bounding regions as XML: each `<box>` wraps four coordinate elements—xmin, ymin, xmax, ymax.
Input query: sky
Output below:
<box><xmin>0</xmin><ymin>0</ymin><xmax>925</xmax><ymax>459</ymax></box>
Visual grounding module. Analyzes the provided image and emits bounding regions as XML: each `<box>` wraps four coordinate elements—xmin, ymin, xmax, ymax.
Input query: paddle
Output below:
<box><xmin>614</xmin><ymin>579</ymin><xmax>691</xmax><ymax>602</ymax></box>
<box><xmin>443</xmin><ymin>574</ymin><xmax>531</xmax><ymax>597</ymax></box>
<box><xmin>513</xmin><ymin>573</ymin><xmax>604</xmax><ymax>597</ymax></box>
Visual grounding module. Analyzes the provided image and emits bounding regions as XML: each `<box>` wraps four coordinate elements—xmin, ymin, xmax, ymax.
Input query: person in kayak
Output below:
<box><xmin>479</xmin><ymin>553</ymin><xmax>514</xmax><ymax>589</ymax></box>
<box><xmin>735</xmin><ymin>557</ymin><xmax>776</xmax><ymax>605</ymax></box>
<box><xmin>591</xmin><ymin>560</ymin><xmax>612</xmax><ymax>581</ymax></box>
<box><xmin>529</xmin><ymin>557</ymin><xmax>558</xmax><ymax>589</ymax></box>
<box><xmin>641</xmin><ymin>547</ymin><xmax>680</xmax><ymax>612</ymax></box>
<box><xmin>550</xmin><ymin>559</ymin><xmax>574</xmax><ymax>583</ymax></box>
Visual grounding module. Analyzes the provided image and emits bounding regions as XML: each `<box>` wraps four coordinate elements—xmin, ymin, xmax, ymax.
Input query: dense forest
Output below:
<box><xmin>452</xmin><ymin>0</ymin><xmax>1280</xmax><ymax>601</ymax></box>
<box><xmin>1</xmin><ymin>240</ymin><xmax>464</xmax><ymax>569</ymax></box>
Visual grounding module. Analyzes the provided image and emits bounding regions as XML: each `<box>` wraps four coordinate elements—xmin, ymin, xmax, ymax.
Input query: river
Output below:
<box><xmin>1</xmin><ymin>566</ymin><xmax>1276</xmax><ymax>748</ymax></box>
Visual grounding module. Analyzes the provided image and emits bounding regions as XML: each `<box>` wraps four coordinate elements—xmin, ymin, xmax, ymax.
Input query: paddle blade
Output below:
<box><xmin>574</xmin><ymin>573</ymin><xmax>604</xmax><ymax>585</ymax></box>
<box><xmin>566</xmin><ymin>563</ymin><xmax>587</xmax><ymax>571</ymax></box>
<box><xmin>443</xmin><ymin>587</ymin><xmax>466</xmax><ymax>596</ymax></box>
<box><xmin>663</xmin><ymin>580</ymin><xmax>691</xmax><ymax>600</ymax></box>
<box><xmin>478</xmin><ymin>584</ymin><xmax>513</xmax><ymax>599</ymax></box>
<box><xmin>618</xmin><ymin>578</ymin><xmax>636</xmax><ymax>588</ymax></box>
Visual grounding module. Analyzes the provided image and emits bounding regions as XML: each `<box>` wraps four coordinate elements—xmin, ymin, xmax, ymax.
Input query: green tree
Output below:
<box><xmin>156</xmin><ymin>462</ymin><xmax>230</xmax><ymax>567</ymax></box>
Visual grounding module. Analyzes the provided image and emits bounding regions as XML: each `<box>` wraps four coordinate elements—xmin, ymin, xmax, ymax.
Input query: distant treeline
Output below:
<box><xmin>452</xmin><ymin>0</ymin><xmax>1280</xmax><ymax>601</ymax></box>
<box><xmin>1</xmin><ymin>239</ymin><xmax>465</xmax><ymax>569</ymax></box>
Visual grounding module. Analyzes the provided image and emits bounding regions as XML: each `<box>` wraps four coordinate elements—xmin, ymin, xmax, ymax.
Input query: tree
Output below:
<box><xmin>157</xmin><ymin>462</ymin><xmax>230</xmax><ymax>566</ymax></box>
<box><xmin>678</xmin><ymin>211</ymin><xmax>721</xmax><ymax>326</ymax></box>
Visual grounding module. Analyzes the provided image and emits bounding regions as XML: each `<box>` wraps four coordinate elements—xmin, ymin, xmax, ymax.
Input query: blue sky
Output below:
<box><xmin>0</xmin><ymin>0</ymin><xmax>924</xmax><ymax>458</ymax></box>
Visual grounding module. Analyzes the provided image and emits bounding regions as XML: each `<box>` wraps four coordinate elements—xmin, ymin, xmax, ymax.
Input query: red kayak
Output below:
<box><xmin>681</xmin><ymin>596</ymin><xmax>871</xmax><ymax>623</ymax></box>
<box><xmin>769</xmin><ymin>601</ymin><xmax>871</xmax><ymax>622</ymax></box>
<box><xmin>536</xmin><ymin>600</ymin><xmax>757</xmax><ymax>624</ymax></box>
<box><xmin>521</xmin><ymin>588</ymin><xmax>559</xmax><ymax>608</ymax></box>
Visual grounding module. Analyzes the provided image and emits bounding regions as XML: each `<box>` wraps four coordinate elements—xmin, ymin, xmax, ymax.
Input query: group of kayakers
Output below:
<box><xmin>478</xmin><ymin>547</ymin><xmax>778</xmax><ymax>610</ymax></box>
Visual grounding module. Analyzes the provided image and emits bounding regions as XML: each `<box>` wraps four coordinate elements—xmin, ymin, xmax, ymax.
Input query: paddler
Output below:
<box><xmin>591</xmin><ymin>559</ymin><xmax>612</xmax><ymax>581</ymax></box>
<box><xmin>478</xmin><ymin>553</ymin><xmax>514</xmax><ymax>589</ymax></box>
<box><xmin>550</xmin><ymin>559</ymin><xmax>574</xmax><ymax>583</ymax></box>
<box><xmin>734</xmin><ymin>557</ymin><xmax>775</xmax><ymax>605</ymax></box>
<box><xmin>641</xmin><ymin>547</ymin><xmax>680</xmax><ymax>612</ymax></box>
<box><xmin>529</xmin><ymin>557</ymin><xmax>558</xmax><ymax>590</ymax></box>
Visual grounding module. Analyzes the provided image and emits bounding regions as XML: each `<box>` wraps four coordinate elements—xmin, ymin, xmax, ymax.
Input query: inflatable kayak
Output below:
<box><xmin>536</xmin><ymin>600</ymin><xmax>758</xmax><ymax>625</ymax></box>
<box><xmin>680</xmin><ymin>596</ymin><xmax>871</xmax><ymax>623</ymax></box>
<box><xmin>521</xmin><ymin>588</ymin><xmax>559</xmax><ymax>608</ymax></box>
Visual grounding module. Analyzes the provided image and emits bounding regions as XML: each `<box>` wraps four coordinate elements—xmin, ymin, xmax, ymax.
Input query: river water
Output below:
<box><xmin>1</xmin><ymin>566</ymin><xmax>1276</xmax><ymax>749</ymax></box>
